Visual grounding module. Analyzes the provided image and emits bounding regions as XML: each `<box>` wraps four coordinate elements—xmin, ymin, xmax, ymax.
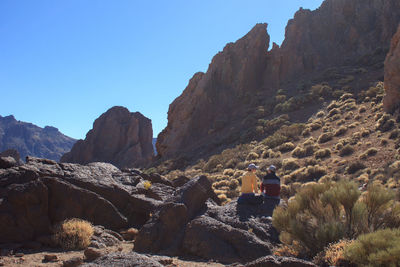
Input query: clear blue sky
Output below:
<box><xmin>0</xmin><ymin>0</ymin><xmax>323</xmax><ymax>139</ymax></box>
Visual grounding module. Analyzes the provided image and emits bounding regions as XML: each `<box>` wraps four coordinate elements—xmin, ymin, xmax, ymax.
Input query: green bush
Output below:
<box><xmin>278</xmin><ymin>142</ymin><xmax>296</xmax><ymax>153</ymax></box>
<box><xmin>272</xmin><ymin>181</ymin><xmax>400</xmax><ymax>257</ymax></box>
<box><xmin>344</xmin><ymin>229</ymin><xmax>400</xmax><ymax>267</ymax></box>
<box><xmin>262</xmin><ymin>133</ymin><xmax>287</xmax><ymax>148</ymax></box>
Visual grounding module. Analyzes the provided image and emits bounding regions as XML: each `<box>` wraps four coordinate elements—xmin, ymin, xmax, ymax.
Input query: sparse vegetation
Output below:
<box><xmin>53</xmin><ymin>219</ymin><xmax>94</xmax><ymax>250</ymax></box>
<box><xmin>272</xmin><ymin>181</ymin><xmax>400</xmax><ymax>257</ymax></box>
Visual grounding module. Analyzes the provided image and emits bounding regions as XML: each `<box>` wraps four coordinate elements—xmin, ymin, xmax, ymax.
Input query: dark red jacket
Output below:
<box><xmin>260</xmin><ymin>172</ymin><xmax>280</xmax><ymax>198</ymax></box>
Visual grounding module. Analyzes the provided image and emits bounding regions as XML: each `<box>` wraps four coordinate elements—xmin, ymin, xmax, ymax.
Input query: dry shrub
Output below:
<box><xmin>314</xmin><ymin>148</ymin><xmax>331</xmax><ymax>159</ymax></box>
<box><xmin>54</xmin><ymin>219</ymin><xmax>94</xmax><ymax>250</ymax></box>
<box><xmin>286</xmin><ymin>165</ymin><xmax>327</xmax><ymax>182</ymax></box>
<box><xmin>223</xmin><ymin>168</ymin><xmax>235</xmax><ymax>176</ymax></box>
<box><xmin>339</xmin><ymin>144</ymin><xmax>354</xmax><ymax>156</ymax></box>
<box><xmin>334</xmin><ymin>126</ymin><xmax>347</xmax><ymax>137</ymax></box>
<box><xmin>327</xmin><ymin>108</ymin><xmax>341</xmax><ymax>118</ymax></box>
<box><xmin>327</xmin><ymin>101</ymin><xmax>340</xmax><ymax>111</ymax></box>
<box><xmin>246</xmin><ymin>152</ymin><xmax>259</xmax><ymax>160</ymax></box>
<box><xmin>303</xmin><ymin>137</ymin><xmax>316</xmax><ymax>146</ymax></box>
<box><xmin>359</xmin><ymin>148</ymin><xmax>378</xmax><ymax>160</ymax></box>
<box><xmin>278</xmin><ymin>142</ymin><xmax>296</xmax><ymax>153</ymax></box>
<box><xmin>316</xmin><ymin>111</ymin><xmax>325</xmax><ymax>118</ymax></box>
<box><xmin>376</xmin><ymin>114</ymin><xmax>395</xmax><ymax>132</ymax></box>
<box><xmin>213</xmin><ymin>180</ymin><xmax>230</xmax><ymax>189</ymax></box>
<box><xmin>346</xmin><ymin>161</ymin><xmax>366</xmax><ymax>174</ymax></box>
<box><xmin>282</xmin><ymin>158</ymin><xmax>300</xmax><ymax>171</ymax></box>
<box><xmin>314</xmin><ymin>239</ymin><xmax>353</xmax><ymax>266</ymax></box>
<box><xmin>389</xmin><ymin>129</ymin><xmax>400</xmax><ymax>139</ymax></box>
<box><xmin>318</xmin><ymin>132</ymin><xmax>333</xmax><ymax>143</ymax></box>
<box><xmin>358</xmin><ymin>106</ymin><xmax>367</xmax><ymax>113</ymax></box>
<box><xmin>301</xmin><ymin>127</ymin><xmax>311</xmax><ymax>136</ymax></box>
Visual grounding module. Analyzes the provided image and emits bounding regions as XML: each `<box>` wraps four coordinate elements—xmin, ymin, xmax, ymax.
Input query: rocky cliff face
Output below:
<box><xmin>384</xmin><ymin>25</ymin><xmax>400</xmax><ymax>112</ymax></box>
<box><xmin>157</xmin><ymin>0</ymin><xmax>400</xmax><ymax>161</ymax></box>
<box><xmin>61</xmin><ymin>106</ymin><xmax>154</xmax><ymax>168</ymax></box>
<box><xmin>0</xmin><ymin>115</ymin><xmax>76</xmax><ymax>161</ymax></box>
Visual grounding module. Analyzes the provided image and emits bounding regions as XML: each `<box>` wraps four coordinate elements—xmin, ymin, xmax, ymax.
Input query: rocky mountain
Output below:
<box><xmin>156</xmin><ymin>0</ymin><xmax>400</xmax><ymax>163</ymax></box>
<box><xmin>0</xmin><ymin>115</ymin><xmax>76</xmax><ymax>161</ymax></box>
<box><xmin>61</xmin><ymin>106</ymin><xmax>154</xmax><ymax>168</ymax></box>
<box><xmin>384</xmin><ymin>24</ymin><xmax>400</xmax><ymax>112</ymax></box>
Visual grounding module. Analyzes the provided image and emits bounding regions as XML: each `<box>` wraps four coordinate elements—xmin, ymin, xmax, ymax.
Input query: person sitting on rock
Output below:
<box><xmin>260</xmin><ymin>165</ymin><xmax>281</xmax><ymax>200</ymax></box>
<box><xmin>237</xmin><ymin>163</ymin><xmax>263</xmax><ymax>205</ymax></box>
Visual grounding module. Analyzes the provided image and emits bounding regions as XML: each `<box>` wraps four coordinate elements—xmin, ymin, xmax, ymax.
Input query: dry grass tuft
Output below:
<box><xmin>53</xmin><ymin>218</ymin><xmax>94</xmax><ymax>250</ymax></box>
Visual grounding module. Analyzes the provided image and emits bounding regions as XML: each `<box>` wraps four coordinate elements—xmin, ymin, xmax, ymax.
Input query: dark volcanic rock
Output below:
<box><xmin>134</xmin><ymin>175</ymin><xmax>218</xmax><ymax>255</ymax></box>
<box><xmin>183</xmin><ymin>215</ymin><xmax>272</xmax><ymax>263</ymax></box>
<box><xmin>0</xmin><ymin>157</ymin><xmax>162</xmax><ymax>244</ymax></box>
<box><xmin>156</xmin><ymin>0</ymin><xmax>400</xmax><ymax>162</ymax></box>
<box><xmin>82</xmin><ymin>252</ymin><xmax>163</xmax><ymax>267</ymax></box>
<box><xmin>384</xmin><ymin>25</ymin><xmax>400</xmax><ymax>112</ymax></box>
<box><xmin>0</xmin><ymin>115</ymin><xmax>76</xmax><ymax>161</ymax></box>
<box><xmin>134</xmin><ymin>176</ymin><xmax>279</xmax><ymax>264</ymax></box>
<box><xmin>61</xmin><ymin>106</ymin><xmax>154</xmax><ymax>168</ymax></box>
<box><xmin>0</xmin><ymin>149</ymin><xmax>21</xmax><ymax>164</ymax></box>
<box><xmin>0</xmin><ymin>179</ymin><xmax>51</xmax><ymax>243</ymax></box>
<box><xmin>245</xmin><ymin>256</ymin><xmax>316</xmax><ymax>267</ymax></box>
<box><xmin>42</xmin><ymin>177</ymin><xmax>128</xmax><ymax>230</ymax></box>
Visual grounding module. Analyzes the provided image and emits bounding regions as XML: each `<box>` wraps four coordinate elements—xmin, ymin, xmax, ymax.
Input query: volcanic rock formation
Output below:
<box><xmin>61</xmin><ymin>106</ymin><xmax>154</xmax><ymax>168</ymax></box>
<box><xmin>157</xmin><ymin>0</ymin><xmax>400</xmax><ymax>161</ymax></box>
<box><xmin>0</xmin><ymin>115</ymin><xmax>76</xmax><ymax>161</ymax></box>
<box><xmin>384</xmin><ymin>24</ymin><xmax>400</xmax><ymax>112</ymax></box>
<box><xmin>0</xmin><ymin>157</ymin><xmax>294</xmax><ymax>265</ymax></box>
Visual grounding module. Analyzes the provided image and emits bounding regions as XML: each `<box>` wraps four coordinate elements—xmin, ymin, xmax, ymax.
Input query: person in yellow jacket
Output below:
<box><xmin>237</xmin><ymin>163</ymin><xmax>263</xmax><ymax>205</ymax></box>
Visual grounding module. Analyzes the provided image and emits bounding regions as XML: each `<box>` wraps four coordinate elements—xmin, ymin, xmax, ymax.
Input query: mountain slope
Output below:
<box><xmin>156</xmin><ymin>0</ymin><xmax>400</xmax><ymax>164</ymax></box>
<box><xmin>0</xmin><ymin>115</ymin><xmax>76</xmax><ymax>161</ymax></box>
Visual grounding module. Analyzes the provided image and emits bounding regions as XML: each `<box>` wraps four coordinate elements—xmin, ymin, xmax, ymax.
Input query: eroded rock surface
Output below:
<box><xmin>0</xmin><ymin>157</ymin><xmax>164</xmax><ymax>243</ymax></box>
<box><xmin>61</xmin><ymin>106</ymin><xmax>154</xmax><ymax>168</ymax></box>
<box><xmin>157</xmin><ymin>0</ymin><xmax>400</xmax><ymax>162</ymax></box>
<box><xmin>384</xmin><ymin>25</ymin><xmax>400</xmax><ymax>112</ymax></box>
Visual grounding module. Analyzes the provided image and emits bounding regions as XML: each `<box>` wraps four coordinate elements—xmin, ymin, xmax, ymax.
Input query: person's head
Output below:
<box><xmin>247</xmin><ymin>163</ymin><xmax>259</xmax><ymax>172</ymax></box>
<box><xmin>268</xmin><ymin>165</ymin><xmax>276</xmax><ymax>173</ymax></box>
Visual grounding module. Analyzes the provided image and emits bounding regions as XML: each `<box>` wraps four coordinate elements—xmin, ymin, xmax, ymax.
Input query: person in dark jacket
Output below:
<box><xmin>260</xmin><ymin>165</ymin><xmax>280</xmax><ymax>200</ymax></box>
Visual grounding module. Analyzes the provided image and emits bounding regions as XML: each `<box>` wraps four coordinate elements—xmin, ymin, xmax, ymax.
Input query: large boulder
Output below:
<box><xmin>156</xmin><ymin>0</ymin><xmax>400</xmax><ymax>162</ymax></box>
<box><xmin>0</xmin><ymin>157</ymin><xmax>163</xmax><ymax>244</ymax></box>
<box><xmin>183</xmin><ymin>215</ymin><xmax>272</xmax><ymax>263</ymax></box>
<box><xmin>134</xmin><ymin>176</ymin><xmax>218</xmax><ymax>254</ymax></box>
<box><xmin>384</xmin><ymin>25</ymin><xmax>400</xmax><ymax>112</ymax></box>
<box><xmin>0</xmin><ymin>179</ymin><xmax>51</xmax><ymax>243</ymax></box>
<box><xmin>61</xmin><ymin>106</ymin><xmax>154</xmax><ymax>168</ymax></box>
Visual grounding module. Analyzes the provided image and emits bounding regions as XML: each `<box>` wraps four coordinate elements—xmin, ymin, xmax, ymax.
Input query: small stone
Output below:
<box><xmin>15</xmin><ymin>253</ymin><xmax>24</xmax><ymax>257</ymax></box>
<box><xmin>63</xmin><ymin>257</ymin><xmax>83</xmax><ymax>267</ymax></box>
<box><xmin>117</xmin><ymin>247</ymin><xmax>123</xmax><ymax>252</ymax></box>
<box><xmin>44</xmin><ymin>254</ymin><xmax>58</xmax><ymax>262</ymax></box>
<box><xmin>84</xmin><ymin>247</ymin><xmax>102</xmax><ymax>261</ymax></box>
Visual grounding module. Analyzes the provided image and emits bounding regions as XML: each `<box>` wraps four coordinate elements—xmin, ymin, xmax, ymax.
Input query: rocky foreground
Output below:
<box><xmin>0</xmin><ymin>156</ymin><xmax>315</xmax><ymax>266</ymax></box>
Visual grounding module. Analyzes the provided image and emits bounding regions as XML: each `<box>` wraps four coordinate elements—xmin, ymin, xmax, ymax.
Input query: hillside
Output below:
<box><xmin>154</xmin><ymin>82</ymin><xmax>399</xmax><ymax>203</ymax></box>
<box><xmin>0</xmin><ymin>115</ymin><xmax>76</xmax><ymax>161</ymax></box>
<box><xmin>156</xmin><ymin>0</ymin><xmax>400</xmax><ymax>164</ymax></box>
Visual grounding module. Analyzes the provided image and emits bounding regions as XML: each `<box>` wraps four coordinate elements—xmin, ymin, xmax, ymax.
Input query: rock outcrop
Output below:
<box><xmin>0</xmin><ymin>157</ymin><xmax>296</xmax><ymax>264</ymax></box>
<box><xmin>0</xmin><ymin>157</ymin><xmax>168</xmax><ymax>243</ymax></box>
<box><xmin>384</xmin><ymin>25</ymin><xmax>400</xmax><ymax>112</ymax></box>
<box><xmin>157</xmin><ymin>0</ymin><xmax>400</xmax><ymax>162</ymax></box>
<box><xmin>134</xmin><ymin>177</ymin><xmax>281</xmax><ymax>264</ymax></box>
<box><xmin>0</xmin><ymin>115</ymin><xmax>76</xmax><ymax>161</ymax></box>
<box><xmin>61</xmin><ymin>106</ymin><xmax>154</xmax><ymax>168</ymax></box>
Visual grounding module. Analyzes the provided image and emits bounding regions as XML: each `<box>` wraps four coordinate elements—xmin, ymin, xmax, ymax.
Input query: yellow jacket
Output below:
<box><xmin>241</xmin><ymin>171</ymin><xmax>259</xmax><ymax>194</ymax></box>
